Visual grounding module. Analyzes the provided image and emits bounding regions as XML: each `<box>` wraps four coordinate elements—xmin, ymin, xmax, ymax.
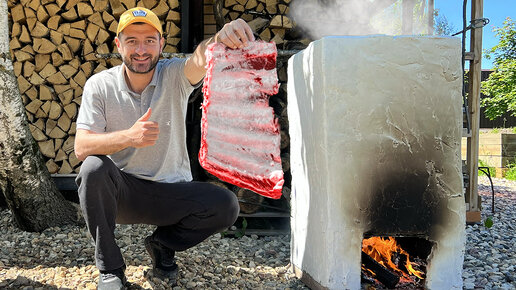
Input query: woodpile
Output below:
<box><xmin>8</xmin><ymin>0</ymin><xmax>182</xmax><ymax>174</ymax></box>
<box><xmin>213</xmin><ymin>0</ymin><xmax>302</xmax><ymax>49</ymax></box>
<box><xmin>9</xmin><ymin>0</ymin><xmax>296</xmax><ymax>210</ymax></box>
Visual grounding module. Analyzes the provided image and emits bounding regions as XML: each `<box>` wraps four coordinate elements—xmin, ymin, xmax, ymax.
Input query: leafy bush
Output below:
<box><xmin>478</xmin><ymin>160</ymin><xmax>495</xmax><ymax>177</ymax></box>
<box><xmin>504</xmin><ymin>162</ymin><xmax>516</xmax><ymax>180</ymax></box>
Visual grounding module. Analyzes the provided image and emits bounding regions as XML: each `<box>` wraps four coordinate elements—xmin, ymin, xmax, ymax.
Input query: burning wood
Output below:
<box><xmin>362</xmin><ymin>237</ymin><xmax>426</xmax><ymax>288</ymax></box>
<box><xmin>361</xmin><ymin>251</ymin><xmax>399</xmax><ymax>288</ymax></box>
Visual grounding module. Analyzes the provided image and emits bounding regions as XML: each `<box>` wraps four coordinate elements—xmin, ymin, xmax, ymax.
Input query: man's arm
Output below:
<box><xmin>184</xmin><ymin>19</ymin><xmax>255</xmax><ymax>85</ymax></box>
<box><xmin>74</xmin><ymin>108</ymin><xmax>159</xmax><ymax>161</ymax></box>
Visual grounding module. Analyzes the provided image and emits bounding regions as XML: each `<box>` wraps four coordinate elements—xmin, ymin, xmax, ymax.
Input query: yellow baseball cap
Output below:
<box><xmin>117</xmin><ymin>7</ymin><xmax>163</xmax><ymax>37</ymax></box>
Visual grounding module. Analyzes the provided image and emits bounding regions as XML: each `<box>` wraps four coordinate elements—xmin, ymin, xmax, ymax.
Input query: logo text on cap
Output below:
<box><xmin>132</xmin><ymin>10</ymin><xmax>147</xmax><ymax>17</ymax></box>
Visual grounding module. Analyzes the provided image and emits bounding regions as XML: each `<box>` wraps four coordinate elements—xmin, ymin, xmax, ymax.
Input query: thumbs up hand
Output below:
<box><xmin>125</xmin><ymin>108</ymin><xmax>160</xmax><ymax>148</ymax></box>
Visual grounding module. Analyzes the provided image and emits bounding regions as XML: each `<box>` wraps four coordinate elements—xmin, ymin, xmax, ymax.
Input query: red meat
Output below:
<box><xmin>199</xmin><ymin>41</ymin><xmax>283</xmax><ymax>199</ymax></box>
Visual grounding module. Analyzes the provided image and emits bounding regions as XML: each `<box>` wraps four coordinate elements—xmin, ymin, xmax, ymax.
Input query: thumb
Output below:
<box><xmin>138</xmin><ymin>108</ymin><xmax>152</xmax><ymax>122</ymax></box>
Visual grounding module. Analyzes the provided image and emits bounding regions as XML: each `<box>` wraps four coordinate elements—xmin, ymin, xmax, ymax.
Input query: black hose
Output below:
<box><xmin>478</xmin><ymin>167</ymin><xmax>495</xmax><ymax>214</ymax></box>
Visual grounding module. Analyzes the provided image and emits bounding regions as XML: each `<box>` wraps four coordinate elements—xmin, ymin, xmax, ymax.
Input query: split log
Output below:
<box><xmin>259</xmin><ymin>28</ymin><xmax>271</xmax><ymax>41</ymax></box>
<box><xmin>46</xmin><ymin>159</ymin><xmax>60</xmax><ymax>173</ymax></box>
<box><xmin>63</xmin><ymin>103</ymin><xmax>77</xmax><ymax>119</ymax></box>
<box><xmin>58</xmin><ymin>160</ymin><xmax>73</xmax><ymax>174</ymax></box>
<box><xmin>62</xmin><ymin>8</ymin><xmax>78</xmax><ymax>21</ymax></box>
<box><xmin>69</xmin><ymin>151</ymin><xmax>81</xmax><ymax>168</ymax></box>
<box><xmin>50</xmin><ymin>30</ymin><xmax>63</xmax><ymax>45</ymax></box>
<box><xmin>33</xmin><ymin>37</ymin><xmax>57</xmax><ymax>54</ymax></box>
<box><xmin>88</xmin><ymin>12</ymin><xmax>106</xmax><ymax>29</ymax></box>
<box><xmin>54</xmin><ymin>137</ymin><xmax>64</xmax><ymax>152</ymax></box>
<box><xmin>55</xmin><ymin>149</ymin><xmax>67</xmax><ymax>162</ymax></box>
<box><xmin>45</xmin><ymin>4</ymin><xmax>61</xmax><ymax>17</ymax></box>
<box><xmin>38</xmin><ymin>139</ymin><xmax>55</xmax><ymax>158</ymax></box>
<box><xmin>39</xmin><ymin>63</ymin><xmax>57</xmax><ymax>79</ymax></box>
<box><xmin>94</xmin><ymin>0</ymin><xmax>109</xmax><ymax>12</ymax></box>
<box><xmin>58</xmin><ymin>89</ymin><xmax>74</xmax><ymax>105</ymax></box>
<box><xmin>26</xmin><ymin>99</ymin><xmax>43</xmax><ymax>114</ymax></box>
<box><xmin>30</xmin><ymin>21</ymin><xmax>50</xmax><ymax>38</ymax></box>
<box><xmin>361</xmin><ymin>251</ymin><xmax>400</xmax><ymax>288</ymax></box>
<box><xmin>77</xmin><ymin>2</ymin><xmax>94</xmax><ymax>18</ymax></box>
<box><xmin>39</xmin><ymin>85</ymin><xmax>53</xmax><ymax>101</ymax></box>
<box><xmin>25</xmin><ymin>86</ymin><xmax>38</xmax><ymax>101</ymax></box>
<box><xmin>247</xmin><ymin>17</ymin><xmax>269</xmax><ymax>33</ymax></box>
<box><xmin>235</xmin><ymin>187</ymin><xmax>265</xmax><ymax>214</ymax></box>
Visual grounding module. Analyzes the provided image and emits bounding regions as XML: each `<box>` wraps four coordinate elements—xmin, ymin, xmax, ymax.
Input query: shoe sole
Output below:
<box><xmin>98</xmin><ymin>277</ymin><xmax>127</xmax><ymax>290</ymax></box>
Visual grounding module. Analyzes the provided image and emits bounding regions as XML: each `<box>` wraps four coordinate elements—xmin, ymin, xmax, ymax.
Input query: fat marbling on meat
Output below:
<box><xmin>199</xmin><ymin>41</ymin><xmax>283</xmax><ymax>199</ymax></box>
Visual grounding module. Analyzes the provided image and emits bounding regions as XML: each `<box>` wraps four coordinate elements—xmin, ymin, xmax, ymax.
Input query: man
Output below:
<box><xmin>74</xmin><ymin>7</ymin><xmax>255</xmax><ymax>290</ymax></box>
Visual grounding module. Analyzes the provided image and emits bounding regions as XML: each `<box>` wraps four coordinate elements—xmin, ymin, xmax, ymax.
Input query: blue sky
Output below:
<box><xmin>435</xmin><ymin>0</ymin><xmax>516</xmax><ymax>69</ymax></box>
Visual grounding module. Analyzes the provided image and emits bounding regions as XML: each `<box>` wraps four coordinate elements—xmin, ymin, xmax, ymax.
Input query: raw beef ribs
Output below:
<box><xmin>199</xmin><ymin>41</ymin><xmax>283</xmax><ymax>199</ymax></box>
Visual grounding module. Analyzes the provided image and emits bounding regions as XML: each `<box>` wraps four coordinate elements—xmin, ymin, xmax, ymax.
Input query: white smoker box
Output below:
<box><xmin>288</xmin><ymin>36</ymin><xmax>465</xmax><ymax>290</ymax></box>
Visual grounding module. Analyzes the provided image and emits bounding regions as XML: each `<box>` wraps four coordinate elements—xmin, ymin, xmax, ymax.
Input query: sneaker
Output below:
<box><xmin>98</xmin><ymin>266</ymin><xmax>127</xmax><ymax>290</ymax></box>
<box><xmin>144</xmin><ymin>236</ymin><xmax>179</xmax><ymax>282</ymax></box>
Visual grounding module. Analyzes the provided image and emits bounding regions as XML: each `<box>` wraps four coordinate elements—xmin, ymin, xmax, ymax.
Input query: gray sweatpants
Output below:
<box><xmin>76</xmin><ymin>155</ymin><xmax>240</xmax><ymax>271</ymax></box>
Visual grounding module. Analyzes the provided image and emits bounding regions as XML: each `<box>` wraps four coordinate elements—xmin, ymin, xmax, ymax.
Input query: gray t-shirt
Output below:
<box><xmin>76</xmin><ymin>58</ymin><xmax>196</xmax><ymax>183</ymax></box>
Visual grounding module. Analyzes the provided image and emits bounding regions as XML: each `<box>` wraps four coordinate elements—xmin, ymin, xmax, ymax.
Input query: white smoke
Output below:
<box><xmin>289</xmin><ymin>0</ymin><xmax>431</xmax><ymax>40</ymax></box>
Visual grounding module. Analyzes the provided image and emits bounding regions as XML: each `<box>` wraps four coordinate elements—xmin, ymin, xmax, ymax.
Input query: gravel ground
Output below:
<box><xmin>463</xmin><ymin>176</ymin><xmax>516</xmax><ymax>290</ymax></box>
<box><xmin>0</xmin><ymin>177</ymin><xmax>514</xmax><ymax>289</ymax></box>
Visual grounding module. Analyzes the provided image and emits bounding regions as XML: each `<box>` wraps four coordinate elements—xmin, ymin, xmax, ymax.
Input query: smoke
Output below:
<box><xmin>289</xmin><ymin>0</ymin><xmax>431</xmax><ymax>40</ymax></box>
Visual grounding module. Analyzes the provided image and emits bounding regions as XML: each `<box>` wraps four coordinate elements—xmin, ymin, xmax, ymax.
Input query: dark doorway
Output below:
<box><xmin>181</xmin><ymin>0</ymin><xmax>204</xmax><ymax>53</ymax></box>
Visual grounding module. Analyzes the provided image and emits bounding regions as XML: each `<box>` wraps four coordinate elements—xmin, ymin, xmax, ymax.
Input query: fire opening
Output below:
<box><xmin>361</xmin><ymin>236</ymin><xmax>433</xmax><ymax>289</ymax></box>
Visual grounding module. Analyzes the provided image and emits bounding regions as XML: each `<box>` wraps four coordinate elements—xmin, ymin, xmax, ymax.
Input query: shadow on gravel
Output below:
<box><xmin>0</xmin><ymin>276</ymin><xmax>152</xmax><ymax>290</ymax></box>
<box><xmin>478</xmin><ymin>180</ymin><xmax>516</xmax><ymax>195</ymax></box>
<box><xmin>0</xmin><ymin>276</ymin><xmax>59</xmax><ymax>289</ymax></box>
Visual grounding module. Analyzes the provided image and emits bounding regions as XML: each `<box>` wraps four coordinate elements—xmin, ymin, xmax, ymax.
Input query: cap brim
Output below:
<box><xmin>117</xmin><ymin>19</ymin><xmax>162</xmax><ymax>36</ymax></box>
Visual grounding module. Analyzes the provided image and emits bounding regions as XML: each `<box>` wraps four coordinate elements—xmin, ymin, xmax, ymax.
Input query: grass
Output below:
<box><xmin>479</xmin><ymin>157</ymin><xmax>516</xmax><ymax>181</ymax></box>
<box><xmin>478</xmin><ymin>160</ymin><xmax>495</xmax><ymax>177</ymax></box>
<box><xmin>477</xmin><ymin>129</ymin><xmax>516</xmax><ymax>180</ymax></box>
<box><xmin>477</xmin><ymin>159</ymin><xmax>516</xmax><ymax>181</ymax></box>
<box><xmin>504</xmin><ymin>160</ymin><xmax>516</xmax><ymax>180</ymax></box>
<box><xmin>482</xmin><ymin>127</ymin><xmax>516</xmax><ymax>134</ymax></box>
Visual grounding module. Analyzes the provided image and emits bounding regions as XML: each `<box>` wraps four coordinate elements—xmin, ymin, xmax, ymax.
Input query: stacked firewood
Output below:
<box><xmin>212</xmin><ymin>0</ymin><xmax>311</xmax><ymax>50</ymax></box>
<box><xmin>8</xmin><ymin>0</ymin><xmax>182</xmax><ymax>174</ymax></box>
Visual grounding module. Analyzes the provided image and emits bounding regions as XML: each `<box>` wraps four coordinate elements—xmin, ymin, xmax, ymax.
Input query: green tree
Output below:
<box><xmin>433</xmin><ymin>9</ymin><xmax>455</xmax><ymax>36</ymax></box>
<box><xmin>481</xmin><ymin>18</ymin><xmax>516</xmax><ymax>120</ymax></box>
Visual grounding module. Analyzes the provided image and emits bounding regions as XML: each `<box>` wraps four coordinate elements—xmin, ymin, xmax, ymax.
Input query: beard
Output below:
<box><xmin>122</xmin><ymin>53</ymin><xmax>160</xmax><ymax>74</ymax></box>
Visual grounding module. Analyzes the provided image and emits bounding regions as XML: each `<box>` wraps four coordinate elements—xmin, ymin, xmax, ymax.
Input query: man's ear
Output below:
<box><xmin>160</xmin><ymin>36</ymin><xmax>165</xmax><ymax>53</ymax></box>
<box><xmin>115</xmin><ymin>36</ymin><xmax>121</xmax><ymax>50</ymax></box>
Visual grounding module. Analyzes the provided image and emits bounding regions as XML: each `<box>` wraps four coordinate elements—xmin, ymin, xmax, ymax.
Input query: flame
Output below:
<box><xmin>362</xmin><ymin>237</ymin><xmax>425</xmax><ymax>282</ymax></box>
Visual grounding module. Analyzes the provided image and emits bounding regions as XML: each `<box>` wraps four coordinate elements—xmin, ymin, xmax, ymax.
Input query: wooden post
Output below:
<box><xmin>466</xmin><ymin>0</ymin><xmax>483</xmax><ymax>222</ymax></box>
<box><xmin>402</xmin><ymin>0</ymin><xmax>414</xmax><ymax>35</ymax></box>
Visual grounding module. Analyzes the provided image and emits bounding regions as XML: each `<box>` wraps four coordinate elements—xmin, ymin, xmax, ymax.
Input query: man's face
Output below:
<box><xmin>116</xmin><ymin>23</ymin><xmax>164</xmax><ymax>74</ymax></box>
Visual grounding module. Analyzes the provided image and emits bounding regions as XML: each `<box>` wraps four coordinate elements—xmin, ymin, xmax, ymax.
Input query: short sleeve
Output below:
<box><xmin>162</xmin><ymin>58</ymin><xmax>200</xmax><ymax>101</ymax></box>
<box><xmin>76</xmin><ymin>76</ymin><xmax>107</xmax><ymax>133</ymax></box>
